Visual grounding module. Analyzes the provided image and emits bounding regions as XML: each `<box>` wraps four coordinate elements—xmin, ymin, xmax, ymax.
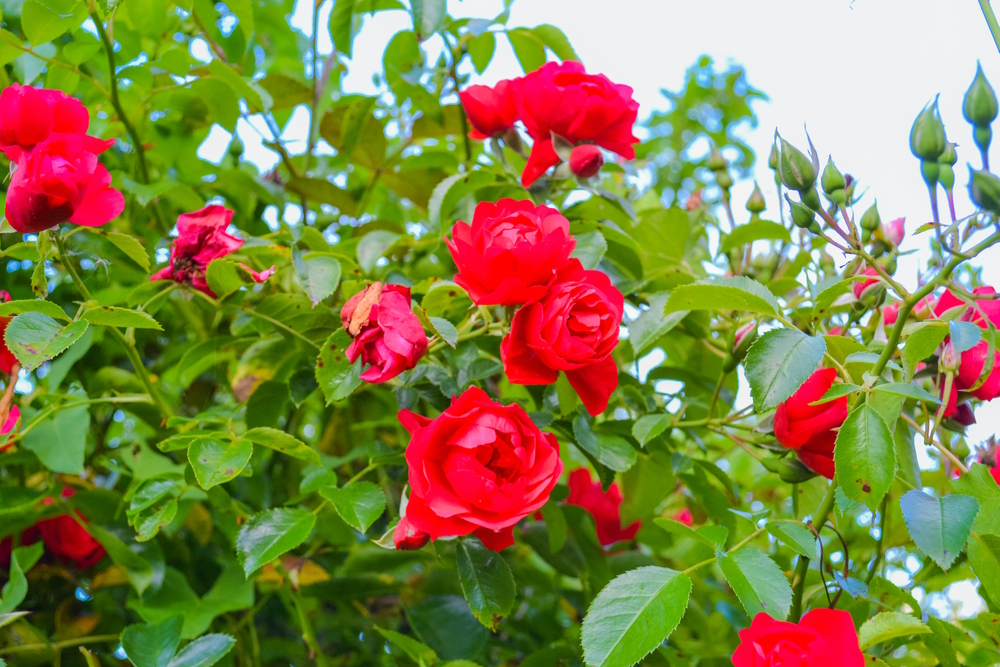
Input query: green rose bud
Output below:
<box><xmin>746</xmin><ymin>183</ymin><xmax>766</xmax><ymax>214</ymax></box>
<box><xmin>785</xmin><ymin>194</ymin><xmax>815</xmax><ymax>228</ymax></box>
<box><xmin>716</xmin><ymin>169</ymin><xmax>733</xmax><ymax>190</ymax></box>
<box><xmin>963</xmin><ymin>62</ymin><xmax>998</xmax><ymax>129</ymax></box>
<box><xmin>778</xmin><ymin>135</ymin><xmax>818</xmax><ymax>192</ymax></box>
<box><xmin>707</xmin><ymin>144</ymin><xmax>727</xmax><ymax>171</ymax></box>
<box><xmin>768</xmin><ymin>142</ymin><xmax>779</xmax><ymax>171</ymax></box>
<box><xmin>909</xmin><ymin>98</ymin><xmax>947</xmax><ymax>162</ymax></box>
<box><xmin>969</xmin><ymin>166</ymin><xmax>1000</xmax><ymax>214</ymax></box>
<box><xmin>800</xmin><ymin>186</ymin><xmax>822</xmax><ymax>211</ymax></box>
<box><xmin>821</xmin><ymin>157</ymin><xmax>845</xmax><ymax>194</ymax></box>
<box><xmin>860</xmin><ymin>201</ymin><xmax>881</xmax><ymax>231</ymax></box>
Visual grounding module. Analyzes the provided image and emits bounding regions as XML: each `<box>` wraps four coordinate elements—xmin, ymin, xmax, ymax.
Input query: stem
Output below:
<box><xmin>790</xmin><ymin>479</ymin><xmax>838</xmax><ymax>622</ymax></box>
<box><xmin>681</xmin><ymin>526</ymin><xmax>766</xmax><ymax>575</ymax></box>
<box><xmin>54</xmin><ymin>232</ymin><xmax>173</xmax><ymax>420</ymax></box>
<box><xmin>0</xmin><ymin>633</ymin><xmax>120</xmax><ymax>655</ymax></box>
<box><xmin>290</xmin><ymin>587</ymin><xmax>328</xmax><ymax>666</ymax></box>
<box><xmin>980</xmin><ymin>0</ymin><xmax>1000</xmax><ymax>55</ymax></box>
<box><xmin>242</xmin><ymin>308</ymin><xmax>321</xmax><ymax>350</ymax></box>
<box><xmin>864</xmin><ymin>494</ymin><xmax>889</xmax><ymax>584</ymax></box>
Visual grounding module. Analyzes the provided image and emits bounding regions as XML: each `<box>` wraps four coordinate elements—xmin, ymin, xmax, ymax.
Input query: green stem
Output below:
<box><xmin>0</xmin><ymin>633</ymin><xmax>120</xmax><ymax>655</ymax></box>
<box><xmin>682</xmin><ymin>526</ymin><xmax>766</xmax><ymax>575</ymax></box>
<box><xmin>980</xmin><ymin>0</ymin><xmax>1000</xmax><ymax>55</ymax></box>
<box><xmin>242</xmin><ymin>308</ymin><xmax>321</xmax><ymax>350</ymax></box>
<box><xmin>290</xmin><ymin>587</ymin><xmax>328</xmax><ymax>667</ymax></box>
<box><xmin>864</xmin><ymin>494</ymin><xmax>889</xmax><ymax>584</ymax></box>
<box><xmin>54</xmin><ymin>233</ymin><xmax>173</xmax><ymax>421</ymax></box>
<box><xmin>790</xmin><ymin>478</ymin><xmax>838</xmax><ymax>622</ymax></box>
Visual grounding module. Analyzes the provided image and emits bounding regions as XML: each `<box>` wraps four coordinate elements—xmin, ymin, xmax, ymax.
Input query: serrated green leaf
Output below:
<box><xmin>870</xmin><ymin>382</ymin><xmax>941</xmax><ymax>404</ymax></box>
<box><xmin>244</xmin><ymin>427</ymin><xmax>321</xmax><ymax>465</ymax></box>
<box><xmin>5</xmin><ymin>312</ymin><xmax>89</xmax><ymax>371</ymax></box>
<box><xmin>858</xmin><ymin>611</ymin><xmax>930</xmax><ymax>650</ymax></box>
<box><xmin>356</xmin><ymin>230</ymin><xmax>401</xmax><ymax>274</ymax></box>
<box><xmin>766</xmin><ymin>522</ymin><xmax>816</xmax><ymax>559</ymax></box>
<box><xmin>628</xmin><ymin>293</ymin><xmax>687</xmax><ymax>357</ymax></box>
<box><xmin>0</xmin><ymin>299</ymin><xmax>69</xmax><ymax>320</ymax></box>
<box><xmin>103</xmin><ymin>231</ymin><xmax>151</xmax><ymax>272</ymax></box>
<box><xmin>652</xmin><ymin>517</ymin><xmax>727</xmax><ymax>550</ymax></box>
<box><xmin>188</xmin><ymin>437</ymin><xmax>253</xmax><ymax>490</ymax></box>
<box><xmin>903</xmin><ymin>322</ymin><xmax>949</xmax><ymax>368</ymax></box>
<box><xmin>835</xmin><ymin>403</ymin><xmax>895</xmax><ymax>511</ymax></box>
<box><xmin>664</xmin><ymin>276</ymin><xmax>779</xmax><ymax>315</ymax></box>
<box><xmin>744</xmin><ymin>328</ymin><xmax>826</xmax><ymax>412</ymax></box>
<box><xmin>236</xmin><ymin>507</ymin><xmax>317</xmax><ymax>576</ymax></box>
<box><xmin>899</xmin><ymin>490</ymin><xmax>978</xmax><ymax>570</ymax></box>
<box><xmin>83</xmin><ymin>306</ymin><xmax>163</xmax><ymax>330</ymax></box>
<box><xmin>0</xmin><ymin>542</ymin><xmax>43</xmax><ymax>613</ymax></box>
<box><xmin>320</xmin><ymin>482</ymin><xmax>386</xmax><ymax>532</ymax></box>
<box><xmin>717</xmin><ymin>548</ymin><xmax>792</xmax><ymax>620</ymax></box>
<box><xmin>456</xmin><ymin>537</ymin><xmax>516</xmax><ymax>631</ymax></box>
<box><xmin>631</xmin><ymin>414</ymin><xmax>670</xmax><ymax>447</ymax></box>
<box><xmin>573</xmin><ymin>416</ymin><xmax>637</xmax><ymax>473</ymax></box>
<box><xmin>720</xmin><ymin>219</ymin><xmax>791</xmax><ymax>254</ymax></box>
<box><xmin>121</xmin><ymin>617</ymin><xmax>183</xmax><ymax>667</ymax></box>
<box><xmin>316</xmin><ymin>329</ymin><xmax>363</xmax><ymax>404</ymax></box>
<box><xmin>167</xmin><ymin>633</ymin><xmax>236</xmax><ymax>667</ymax></box>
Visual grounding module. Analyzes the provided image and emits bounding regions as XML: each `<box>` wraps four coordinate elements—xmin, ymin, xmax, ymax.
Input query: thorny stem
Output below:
<box><xmin>980</xmin><ymin>0</ymin><xmax>1000</xmax><ymax>56</ymax></box>
<box><xmin>790</xmin><ymin>478</ymin><xmax>838</xmax><ymax>622</ymax></box>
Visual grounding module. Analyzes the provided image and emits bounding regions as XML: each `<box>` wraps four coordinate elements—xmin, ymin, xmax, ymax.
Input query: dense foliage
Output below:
<box><xmin>3</xmin><ymin>1</ymin><xmax>1000</xmax><ymax>667</ymax></box>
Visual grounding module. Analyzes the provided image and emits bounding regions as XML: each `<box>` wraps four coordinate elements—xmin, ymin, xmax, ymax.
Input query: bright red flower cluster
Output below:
<box><xmin>933</xmin><ymin>287</ymin><xmax>1000</xmax><ymax>417</ymax></box>
<box><xmin>460</xmin><ymin>61</ymin><xmax>639</xmax><ymax>186</ymax></box>
<box><xmin>0</xmin><ymin>488</ymin><xmax>106</xmax><ymax>570</ymax></box>
<box><xmin>0</xmin><ymin>84</ymin><xmax>123</xmax><ymax>233</ymax></box>
<box><xmin>152</xmin><ymin>205</ymin><xmax>274</xmax><ymax>297</ymax></box>
<box><xmin>732</xmin><ymin>609</ymin><xmax>864</xmax><ymax>667</ymax></box>
<box><xmin>773</xmin><ymin>368</ymin><xmax>847</xmax><ymax>479</ymax></box>
<box><xmin>565</xmin><ymin>468</ymin><xmax>640</xmax><ymax>546</ymax></box>
<box><xmin>449</xmin><ymin>198</ymin><xmax>623</xmax><ymax>415</ymax></box>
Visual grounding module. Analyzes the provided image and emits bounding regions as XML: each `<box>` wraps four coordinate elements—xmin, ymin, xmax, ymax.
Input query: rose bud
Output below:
<box><xmin>777</xmin><ymin>135</ymin><xmax>818</xmax><ymax>192</ymax></box>
<box><xmin>951</xmin><ymin>402</ymin><xmax>977</xmax><ymax>427</ymax></box>
<box><xmin>5</xmin><ymin>134</ymin><xmax>124</xmax><ymax>233</ymax></box>
<box><xmin>970</xmin><ymin>167</ymin><xmax>1000</xmax><ymax>215</ymax></box>
<box><xmin>883</xmin><ymin>217</ymin><xmax>905</xmax><ymax>246</ymax></box>
<box><xmin>733</xmin><ymin>609</ymin><xmax>864</xmax><ymax>667</ymax></box>
<box><xmin>723</xmin><ymin>321</ymin><xmax>758</xmax><ymax>372</ymax></box>
<box><xmin>940</xmin><ymin>341</ymin><xmax>961</xmax><ymax>374</ymax></box>
<box><xmin>565</xmin><ymin>468</ymin><xmax>640</xmax><ymax>546</ymax></box>
<box><xmin>447</xmin><ymin>199</ymin><xmax>575</xmax><ymax>306</ymax></box>
<box><xmin>37</xmin><ymin>489</ymin><xmax>106</xmax><ymax>569</ymax></box>
<box><xmin>569</xmin><ymin>144</ymin><xmax>604</xmax><ymax>179</ymax></box>
<box><xmin>821</xmin><ymin>157</ymin><xmax>845</xmax><ymax>195</ymax></box>
<box><xmin>964</xmin><ymin>64</ymin><xmax>998</xmax><ymax>161</ymax></box>
<box><xmin>910</xmin><ymin>98</ymin><xmax>947</xmax><ymax>162</ymax></box>
<box><xmin>459</xmin><ymin>79</ymin><xmax>518</xmax><ymax>140</ymax></box>
<box><xmin>773</xmin><ymin>368</ymin><xmax>847</xmax><ymax>479</ymax></box>
<box><xmin>340</xmin><ymin>283</ymin><xmax>427</xmax><ymax>384</ymax></box>
<box><xmin>394</xmin><ymin>386</ymin><xmax>563</xmax><ymax>552</ymax></box>
<box><xmin>860</xmin><ymin>201</ymin><xmax>881</xmax><ymax>232</ymax></box>
<box><xmin>501</xmin><ymin>259</ymin><xmax>623</xmax><ymax>416</ymax></box>
<box><xmin>852</xmin><ymin>268</ymin><xmax>885</xmax><ymax>307</ymax></box>
<box><xmin>393</xmin><ymin>516</ymin><xmax>430</xmax><ymax>551</ymax></box>
<box><xmin>516</xmin><ymin>61</ymin><xmax>639</xmax><ymax>186</ymax></box>
<box><xmin>785</xmin><ymin>194</ymin><xmax>815</xmax><ymax>229</ymax></box>
<box><xmin>150</xmin><ymin>206</ymin><xmax>244</xmax><ymax>296</ymax></box>
<box><xmin>745</xmin><ymin>183</ymin><xmax>766</xmax><ymax>214</ymax></box>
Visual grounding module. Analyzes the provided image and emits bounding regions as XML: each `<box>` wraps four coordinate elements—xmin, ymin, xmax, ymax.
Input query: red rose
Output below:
<box><xmin>446</xmin><ymin>198</ymin><xmax>576</xmax><ymax>306</ymax></box>
<box><xmin>773</xmin><ymin>368</ymin><xmax>847</xmax><ymax>479</ymax></box>
<box><xmin>151</xmin><ymin>206</ymin><xmax>244</xmax><ymax>295</ymax></box>
<box><xmin>0</xmin><ymin>84</ymin><xmax>112</xmax><ymax>161</ymax></box>
<box><xmin>566</xmin><ymin>468</ymin><xmax>639</xmax><ymax>546</ymax></box>
<box><xmin>459</xmin><ymin>79</ymin><xmax>518</xmax><ymax>140</ymax></box>
<box><xmin>36</xmin><ymin>489</ymin><xmax>106</xmax><ymax>569</ymax></box>
<box><xmin>394</xmin><ymin>386</ymin><xmax>563</xmax><ymax>552</ymax></box>
<box><xmin>852</xmin><ymin>267</ymin><xmax>880</xmax><ymax>300</ymax></box>
<box><xmin>5</xmin><ymin>134</ymin><xmax>124</xmax><ymax>233</ymax></box>
<box><xmin>501</xmin><ymin>259</ymin><xmax>623</xmax><ymax>416</ymax></box>
<box><xmin>516</xmin><ymin>61</ymin><xmax>639</xmax><ymax>186</ymax></box>
<box><xmin>569</xmin><ymin>144</ymin><xmax>604</xmax><ymax>178</ymax></box>
<box><xmin>0</xmin><ymin>291</ymin><xmax>19</xmax><ymax>376</ymax></box>
<box><xmin>341</xmin><ymin>282</ymin><xmax>427</xmax><ymax>383</ymax></box>
<box><xmin>934</xmin><ymin>287</ymin><xmax>1000</xmax><ymax>416</ymax></box>
<box><xmin>732</xmin><ymin>609</ymin><xmax>864</xmax><ymax>667</ymax></box>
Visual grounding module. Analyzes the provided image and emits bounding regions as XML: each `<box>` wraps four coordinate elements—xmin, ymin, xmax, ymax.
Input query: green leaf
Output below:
<box><xmin>870</xmin><ymin>382</ymin><xmax>941</xmax><ymax>404</ymax></box>
<box><xmin>166</xmin><ymin>634</ymin><xmax>236</xmax><ymax>667</ymax></box>
<box><xmin>899</xmin><ymin>490</ymin><xmax>978</xmax><ymax>570</ymax></box>
<box><xmin>952</xmin><ymin>463</ymin><xmax>1000</xmax><ymax>503</ymax></box>
<box><xmin>858</xmin><ymin>611</ymin><xmax>931</xmax><ymax>650</ymax></box>
<box><xmin>531</xmin><ymin>23</ymin><xmax>579</xmax><ymax>61</ymax></box>
<box><xmin>83</xmin><ymin>306</ymin><xmax>163</xmax><ymax>330</ymax></box>
<box><xmin>375</xmin><ymin>627</ymin><xmax>439</xmax><ymax>664</ymax></box>
<box><xmin>467</xmin><ymin>31</ymin><xmax>495</xmax><ymax>73</ymax></box>
<box><xmin>571</xmin><ymin>230</ymin><xmax>608</xmax><ymax>270</ymax></box>
<box><xmin>664</xmin><ymin>276</ymin><xmax>779</xmax><ymax>316</ymax></box>
<box><xmin>652</xmin><ymin>518</ymin><xmax>727</xmax><ymax>550</ymax></box>
<box><xmin>539</xmin><ymin>501</ymin><xmax>567</xmax><ymax>552</ymax></box>
<box><xmin>208</xmin><ymin>60</ymin><xmax>264</xmax><ymax>111</ymax></box>
<box><xmin>427</xmin><ymin>316</ymin><xmax>458</xmax><ymax>347</ymax></box>
<box><xmin>581</xmin><ymin>566</ymin><xmax>692</xmax><ymax>667</ymax></box>
<box><xmin>286</xmin><ymin>177</ymin><xmax>357</xmax><ymax>215</ymax></box>
<box><xmin>319</xmin><ymin>482</ymin><xmax>386</xmax><ymax>532</ymax></box>
<box><xmin>300</xmin><ymin>254</ymin><xmax>342</xmax><ymax>307</ymax></box>
<box><xmin>903</xmin><ymin>322</ymin><xmax>949</xmax><ymax>367</ymax></box>
<box><xmin>632</xmin><ymin>414</ymin><xmax>670</xmax><ymax>447</ymax></box>
<box><xmin>329</xmin><ymin>0</ymin><xmax>357</xmax><ymax>56</ymax></box>
<box><xmin>507</xmin><ymin>28</ymin><xmax>546</xmax><ymax>73</ymax></box>
<box><xmin>766</xmin><ymin>522</ymin><xmax>816</xmax><ymax>559</ymax></box>
<box><xmin>236</xmin><ymin>507</ymin><xmax>317</xmax><ymax>576</ymax></box>
<box><xmin>410</xmin><ymin>0</ymin><xmax>445</xmax><ymax>37</ymax></box>
<box><xmin>121</xmin><ymin>617</ymin><xmax>183</xmax><ymax>667</ymax></box>
<box><xmin>429</xmin><ymin>171</ymin><xmax>496</xmax><ymax>228</ymax></box>
<box><xmin>744</xmin><ymin>328</ymin><xmax>827</xmax><ymax>412</ymax></box>
<box><xmin>573</xmin><ymin>416</ymin><xmax>637</xmax><ymax>473</ymax></box>
<box><xmin>188</xmin><ymin>437</ymin><xmax>253</xmax><ymax>490</ymax></box>
<box><xmin>88</xmin><ymin>524</ymin><xmax>154</xmax><ymax>595</ymax></box>
<box><xmin>628</xmin><ymin>293</ymin><xmax>687</xmax><ymax>357</ymax></box>
<box><xmin>356</xmin><ymin>230</ymin><xmax>401</xmax><ymax>274</ymax></box>
<box><xmin>950</xmin><ymin>320</ymin><xmax>982</xmax><ymax>354</ymax></box>
<box><xmin>316</xmin><ymin>329</ymin><xmax>363</xmax><ymax>404</ymax></box>
<box><xmin>4</xmin><ymin>312</ymin><xmax>89</xmax><ymax>371</ymax></box>
<box><xmin>456</xmin><ymin>537</ymin><xmax>516</xmax><ymax>631</ymax></box>
<box><xmin>717</xmin><ymin>548</ymin><xmax>793</xmax><ymax>620</ymax></box>
<box><xmin>205</xmin><ymin>259</ymin><xmax>248</xmax><ymax>300</ymax></box>
<box><xmin>811</xmin><ymin>279</ymin><xmax>853</xmax><ymax>323</ymax></box>
<box><xmin>21</xmin><ymin>0</ymin><xmax>85</xmax><ymax>45</ymax></box>
<box><xmin>23</xmin><ymin>401</ymin><xmax>89</xmax><ymax>474</ymax></box>
<box><xmin>243</xmin><ymin>427</ymin><xmax>321</xmax><ymax>465</ymax></box>
<box><xmin>0</xmin><ymin>299</ymin><xmax>69</xmax><ymax>321</ymax></box>
<box><xmin>103</xmin><ymin>231</ymin><xmax>151</xmax><ymax>272</ymax></box>
<box><xmin>967</xmin><ymin>499</ymin><xmax>1000</xmax><ymax>606</ymax></box>
<box><xmin>720</xmin><ymin>219</ymin><xmax>791</xmax><ymax>254</ymax></box>
<box><xmin>809</xmin><ymin>382</ymin><xmax>862</xmax><ymax>405</ymax></box>
<box><xmin>0</xmin><ymin>543</ymin><xmax>43</xmax><ymax>613</ymax></box>
<box><xmin>835</xmin><ymin>404</ymin><xmax>896</xmax><ymax>511</ymax></box>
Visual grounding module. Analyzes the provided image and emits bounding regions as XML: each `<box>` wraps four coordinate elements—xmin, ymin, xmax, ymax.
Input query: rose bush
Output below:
<box><xmin>0</xmin><ymin>2</ymin><xmax>998</xmax><ymax>667</ymax></box>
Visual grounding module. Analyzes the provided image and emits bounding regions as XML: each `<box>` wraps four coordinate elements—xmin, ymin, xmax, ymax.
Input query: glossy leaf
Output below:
<box><xmin>4</xmin><ymin>312</ymin><xmax>89</xmax><ymax>371</ymax></box>
<box><xmin>663</xmin><ymin>276</ymin><xmax>779</xmax><ymax>315</ymax></box>
<box><xmin>744</xmin><ymin>328</ymin><xmax>827</xmax><ymax>412</ymax></box>
<box><xmin>716</xmin><ymin>548</ymin><xmax>792</xmax><ymax>620</ymax></box>
<box><xmin>188</xmin><ymin>438</ymin><xmax>253</xmax><ymax>490</ymax></box>
<box><xmin>835</xmin><ymin>403</ymin><xmax>896</xmax><ymax>510</ymax></box>
<box><xmin>320</xmin><ymin>482</ymin><xmax>386</xmax><ymax>532</ymax></box>
<box><xmin>236</xmin><ymin>508</ymin><xmax>317</xmax><ymax>576</ymax></box>
<box><xmin>456</xmin><ymin>537</ymin><xmax>516</xmax><ymax>630</ymax></box>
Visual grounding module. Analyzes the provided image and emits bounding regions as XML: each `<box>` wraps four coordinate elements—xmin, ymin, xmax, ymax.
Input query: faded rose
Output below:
<box><xmin>773</xmin><ymin>368</ymin><xmax>847</xmax><ymax>478</ymax></box>
<box><xmin>501</xmin><ymin>259</ymin><xmax>623</xmax><ymax>416</ymax></box>
<box><xmin>566</xmin><ymin>468</ymin><xmax>640</xmax><ymax>546</ymax></box>
<box><xmin>394</xmin><ymin>386</ymin><xmax>563</xmax><ymax>552</ymax></box>
<box><xmin>341</xmin><ymin>283</ymin><xmax>427</xmax><ymax>383</ymax></box>
<box><xmin>732</xmin><ymin>609</ymin><xmax>864</xmax><ymax>667</ymax></box>
<box><xmin>5</xmin><ymin>134</ymin><xmax>124</xmax><ymax>233</ymax></box>
<box><xmin>447</xmin><ymin>198</ymin><xmax>576</xmax><ymax>306</ymax></box>
<box><xmin>459</xmin><ymin>79</ymin><xmax>518</xmax><ymax>140</ymax></box>
<box><xmin>516</xmin><ymin>61</ymin><xmax>639</xmax><ymax>186</ymax></box>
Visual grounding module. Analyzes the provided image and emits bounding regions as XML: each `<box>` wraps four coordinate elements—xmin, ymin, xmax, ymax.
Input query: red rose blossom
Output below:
<box><xmin>446</xmin><ymin>198</ymin><xmax>576</xmax><ymax>306</ymax></box>
<box><xmin>569</xmin><ymin>144</ymin><xmax>604</xmax><ymax>178</ymax></box>
<box><xmin>5</xmin><ymin>134</ymin><xmax>124</xmax><ymax>233</ymax></box>
<box><xmin>0</xmin><ymin>83</ymin><xmax>113</xmax><ymax>161</ymax></box>
<box><xmin>852</xmin><ymin>267</ymin><xmax>880</xmax><ymax>300</ymax></box>
<box><xmin>459</xmin><ymin>79</ymin><xmax>518</xmax><ymax>140</ymax></box>
<box><xmin>151</xmin><ymin>205</ymin><xmax>250</xmax><ymax>296</ymax></box>
<box><xmin>501</xmin><ymin>259</ymin><xmax>623</xmax><ymax>416</ymax></box>
<box><xmin>394</xmin><ymin>386</ymin><xmax>563</xmax><ymax>552</ymax></box>
<box><xmin>341</xmin><ymin>282</ymin><xmax>427</xmax><ymax>383</ymax></box>
<box><xmin>732</xmin><ymin>609</ymin><xmax>864</xmax><ymax>667</ymax></box>
<box><xmin>566</xmin><ymin>468</ymin><xmax>639</xmax><ymax>546</ymax></box>
<box><xmin>934</xmin><ymin>287</ymin><xmax>1000</xmax><ymax>416</ymax></box>
<box><xmin>516</xmin><ymin>61</ymin><xmax>639</xmax><ymax>186</ymax></box>
<box><xmin>35</xmin><ymin>489</ymin><xmax>106</xmax><ymax>569</ymax></box>
<box><xmin>773</xmin><ymin>368</ymin><xmax>847</xmax><ymax>479</ymax></box>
